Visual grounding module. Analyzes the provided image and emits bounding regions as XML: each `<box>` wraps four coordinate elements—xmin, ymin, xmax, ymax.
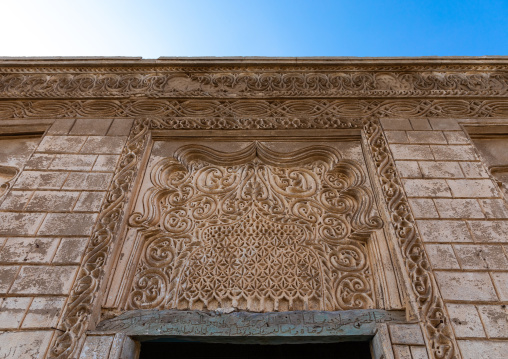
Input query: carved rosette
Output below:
<box><xmin>127</xmin><ymin>142</ymin><xmax>382</xmax><ymax>312</ymax></box>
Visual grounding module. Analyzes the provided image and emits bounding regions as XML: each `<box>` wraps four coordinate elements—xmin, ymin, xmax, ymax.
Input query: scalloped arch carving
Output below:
<box><xmin>126</xmin><ymin>142</ymin><xmax>383</xmax><ymax>312</ymax></box>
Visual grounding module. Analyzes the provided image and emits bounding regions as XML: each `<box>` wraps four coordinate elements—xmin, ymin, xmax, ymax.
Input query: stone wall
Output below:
<box><xmin>0</xmin><ymin>57</ymin><xmax>507</xmax><ymax>359</ymax></box>
<box><xmin>0</xmin><ymin>118</ymin><xmax>130</xmax><ymax>358</ymax></box>
<box><xmin>382</xmin><ymin>117</ymin><xmax>508</xmax><ymax>359</ymax></box>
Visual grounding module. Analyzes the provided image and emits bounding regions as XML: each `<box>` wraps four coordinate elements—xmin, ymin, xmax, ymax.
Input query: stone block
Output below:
<box><xmin>447</xmin><ymin>179</ymin><xmax>499</xmax><ymax>198</ymax></box>
<box><xmin>403</xmin><ymin>179</ymin><xmax>451</xmax><ymax>197</ymax></box>
<box><xmin>417</xmin><ymin>220</ymin><xmax>473</xmax><ymax>243</ymax></box>
<box><xmin>0</xmin><ymin>265</ymin><xmax>18</xmax><ymax>293</ymax></box>
<box><xmin>93</xmin><ymin>155</ymin><xmax>120</xmax><ymax>172</ymax></box>
<box><xmin>431</xmin><ymin>145</ymin><xmax>477</xmax><ymax>161</ymax></box>
<box><xmin>435</xmin><ymin>271</ymin><xmax>498</xmax><ymax>301</ymax></box>
<box><xmin>492</xmin><ymin>273</ymin><xmax>508</xmax><ymax>301</ymax></box>
<box><xmin>444</xmin><ymin>131</ymin><xmax>470</xmax><ymax>144</ymax></box>
<box><xmin>9</xmin><ymin>265</ymin><xmax>78</xmax><ymax>295</ymax></box>
<box><xmin>49</xmin><ymin>154</ymin><xmax>97</xmax><ymax>171</ymax></box>
<box><xmin>395</xmin><ymin>161</ymin><xmax>422</xmax><ymax>178</ymax></box>
<box><xmin>428</xmin><ymin>118</ymin><xmax>461</xmax><ymax>130</ymax></box>
<box><xmin>37</xmin><ymin>135</ymin><xmax>87</xmax><ymax>153</ymax></box>
<box><xmin>479</xmin><ymin>199</ymin><xmax>508</xmax><ymax>219</ymax></box>
<box><xmin>0</xmin><ymin>190</ymin><xmax>33</xmax><ymax>210</ymax></box>
<box><xmin>79</xmin><ymin>335</ymin><xmax>114</xmax><ymax>359</ymax></box>
<box><xmin>70</xmin><ymin>118</ymin><xmax>113</xmax><ymax>136</ymax></box>
<box><xmin>13</xmin><ymin>170</ymin><xmax>68</xmax><ymax>190</ymax></box>
<box><xmin>389</xmin><ymin>144</ymin><xmax>434</xmax><ymax>160</ymax></box>
<box><xmin>107</xmin><ymin>118</ymin><xmax>134</xmax><ymax>136</ymax></box>
<box><xmin>407</xmin><ymin>130</ymin><xmax>447</xmax><ymax>144</ymax></box>
<box><xmin>22</xmin><ymin>296</ymin><xmax>66</xmax><ymax>328</ymax></box>
<box><xmin>410</xmin><ymin>346</ymin><xmax>429</xmax><ymax>359</ymax></box>
<box><xmin>424</xmin><ymin>244</ymin><xmax>460</xmax><ymax>269</ymax></box>
<box><xmin>460</xmin><ymin>162</ymin><xmax>489</xmax><ymax>178</ymax></box>
<box><xmin>38</xmin><ymin>213</ymin><xmax>98</xmax><ymax>236</ymax></box>
<box><xmin>392</xmin><ymin>345</ymin><xmax>411</xmax><ymax>359</ymax></box>
<box><xmin>0</xmin><ymin>137</ymin><xmax>40</xmax><ymax>168</ymax></box>
<box><xmin>434</xmin><ymin>199</ymin><xmax>485</xmax><ymax>219</ymax></box>
<box><xmin>63</xmin><ymin>172</ymin><xmax>113</xmax><ymax>190</ymax></box>
<box><xmin>52</xmin><ymin>237</ymin><xmax>88</xmax><ymax>264</ymax></box>
<box><xmin>0</xmin><ymin>212</ymin><xmax>46</xmax><ymax>236</ymax></box>
<box><xmin>0</xmin><ymin>330</ymin><xmax>53</xmax><ymax>359</ymax></box>
<box><xmin>469</xmin><ymin>221</ymin><xmax>508</xmax><ymax>243</ymax></box>
<box><xmin>384</xmin><ymin>131</ymin><xmax>409</xmax><ymax>143</ymax></box>
<box><xmin>409</xmin><ymin>118</ymin><xmax>432</xmax><ymax>130</ymax></box>
<box><xmin>25</xmin><ymin>191</ymin><xmax>80</xmax><ymax>212</ymax></box>
<box><xmin>25</xmin><ymin>154</ymin><xmax>55</xmax><ymax>170</ymax></box>
<box><xmin>418</xmin><ymin>161</ymin><xmax>463</xmax><ymax>178</ymax></box>
<box><xmin>458</xmin><ymin>340</ymin><xmax>508</xmax><ymax>359</ymax></box>
<box><xmin>380</xmin><ymin>118</ymin><xmax>412</xmax><ymax>130</ymax></box>
<box><xmin>0</xmin><ymin>297</ymin><xmax>31</xmax><ymax>329</ymax></box>
<box><xmin>0</xmin><ymin>237</ymin><xmax>59</xmax><ymax>264</ymax></box>
<box><xmin>80</xmin><ymin>136</ymin><xmax>127</xmax><ymax>154</ymax></box>
<box><xmin>446</xmin><ymin>303</ymin><xmax>485</xmax><ymax>338</ymax></box>
<box><xmin>47</xmin><ymin>119</ymin><xmax>76</xmax><ymax>135</ymax></box>
<box><xmin>408</xmin><ymin>198</ymin><xmax>439</xmax><ymax>218</ymax></box>
<box><xmin>389</xmin><ymin>323</ymin><xmax>425</xmax><ymax>345</ymax></box>
<box><xmin>477</xmin><ymin>305</ymin><xmax>508</xmax><ymax>338</ymax></box>
<box><xmin>74</xmin><ymin>191</ymin><xmax>106</xmax><ymax>212</ymax></box>
<box><xmin>454</xmin><ymin>244</ymin><xmax>508</xmax><ymax>270</ymax></box>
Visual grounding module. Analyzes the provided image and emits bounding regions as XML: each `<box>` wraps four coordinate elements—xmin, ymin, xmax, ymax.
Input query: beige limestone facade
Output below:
<box><xmin>0</xmin><ymin>57</ymin><xmax>508</xmax><ymax>358</ymax></box>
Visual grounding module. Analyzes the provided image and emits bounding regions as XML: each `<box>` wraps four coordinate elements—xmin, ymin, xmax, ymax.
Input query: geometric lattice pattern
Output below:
<box><xmin>179</xmin><ymin>211</ymin><xmax>322</xmax><ymax>311</ymax></box>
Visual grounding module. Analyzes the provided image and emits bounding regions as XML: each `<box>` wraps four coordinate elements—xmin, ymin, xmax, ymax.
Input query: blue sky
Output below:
<box><xmin>1</xmin><ymin>0</ymin><xmax>507</xmax><ymax>57</ymax></box>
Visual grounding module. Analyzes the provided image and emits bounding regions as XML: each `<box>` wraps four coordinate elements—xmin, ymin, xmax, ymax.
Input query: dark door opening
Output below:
<box><xmin>139</xmin><ymin>341</ymin><xmax>372</xmax><ymax>359</ymax></box>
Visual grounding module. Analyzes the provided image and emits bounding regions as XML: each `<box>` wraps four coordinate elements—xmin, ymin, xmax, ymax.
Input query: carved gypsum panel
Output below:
<box><xmin>2</xmin><ymin>99</ymin><xmax>508</xmax><ymax>121</ymax></box>
<box><xmin>125</xmin><ymin>141</ymin><xmax>383</xmax><ymax>312</ymax></box>
<box><xmin>2</xmin><ymin>69</ymin><xmax>508</xmax><ymax>98</ymax></box>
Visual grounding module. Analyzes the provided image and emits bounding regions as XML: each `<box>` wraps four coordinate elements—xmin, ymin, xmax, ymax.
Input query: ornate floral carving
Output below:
<box><xmin>127</xmin><ymin>142</ymin><xmax>382</xmax><ymax>312</ymax></box>
<box><xmin>1</xmin><ymin>69</ymin><xmax>508</xmax><ymax>98</ymax></box>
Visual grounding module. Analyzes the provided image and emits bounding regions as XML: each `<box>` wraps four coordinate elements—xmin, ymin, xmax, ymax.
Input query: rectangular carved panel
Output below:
<box><xmin>112</xmin><ymin>137</ymin><xmax>390</xmax><ymax>313</ymax></box>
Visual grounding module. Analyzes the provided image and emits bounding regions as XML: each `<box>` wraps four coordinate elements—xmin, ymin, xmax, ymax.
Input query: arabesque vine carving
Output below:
<box><xmin>127</xmin><ymin>142</ymin><xmax>382</xmax><ymax>312</ymax></box>
<box><xmin>1</xmin><ymin>69</ymin><xmax>508</xmax><ymax>98</ymax></box>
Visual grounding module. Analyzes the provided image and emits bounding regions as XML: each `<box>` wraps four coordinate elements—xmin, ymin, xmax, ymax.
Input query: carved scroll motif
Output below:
<box><xmin>2</xmin><ymin>70</ymin><xmax>508</xmax><ymax>98</ymax></box>
<box><xmin>127</xmin><ymin>142</ymin><xmax>382</xmax><ymax>312</ymax></box>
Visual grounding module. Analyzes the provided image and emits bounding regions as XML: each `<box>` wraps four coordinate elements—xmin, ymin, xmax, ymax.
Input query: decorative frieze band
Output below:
<box><xmin>0</xmin><ymin>99</ymin><xmax>508</xmax><ymax>122</ymax></box>
<box><xmin>1</xmin><ymin>71</ymin><xmax>508</xmax><ymax>98</ymax></box>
